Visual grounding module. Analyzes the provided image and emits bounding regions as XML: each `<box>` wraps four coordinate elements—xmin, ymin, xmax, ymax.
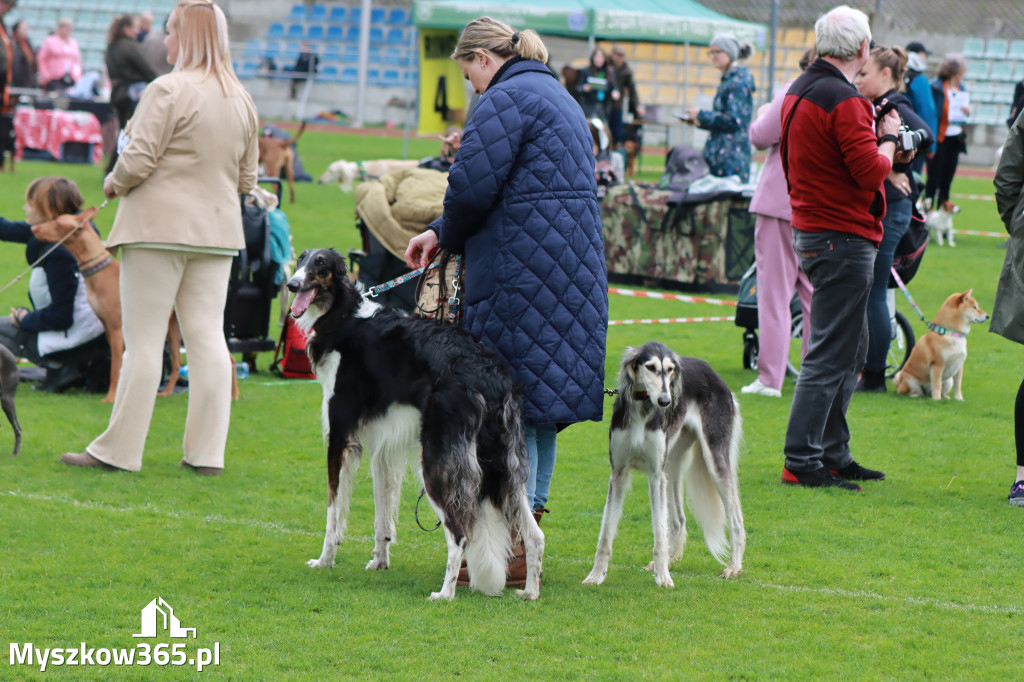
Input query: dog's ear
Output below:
<box><xmin>296</xmin><ymin>249</ymin><xmax>309</xmax><ymax>265</ymax></box>
<box><xmin>964</xmin><ymin>288</ymin><xmax>973</xmax><ymax>298</ymax></box>
<box><xmin>621</xmin><ymin>346</ymin><xmax>641</xmax><ymax>378</ymax></box>
<box><xmin>329</xmin><ymin>248</ymin><xmax>348</xmax><ymax>282</ymax></box>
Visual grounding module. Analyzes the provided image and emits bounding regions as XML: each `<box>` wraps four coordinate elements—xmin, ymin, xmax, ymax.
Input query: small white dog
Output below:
<box><xmin>925</xmin><ymin>202</ymin><xmax>957</xmax><ymax>247</ymax></box>
<box><xmin>317</xmin><ymin>159</ymin><xmax>421</xmax><ymax>191</ymax></box>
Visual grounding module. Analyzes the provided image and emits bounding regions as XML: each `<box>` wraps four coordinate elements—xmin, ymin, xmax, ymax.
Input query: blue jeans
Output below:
<box><xmin>525</xmin><ymin>424</ymin><xmax>557</xmax><ymax>511</ymax></box>
<box><xmin>865</xmin><ymin>197</ymin><xmax>911</xmax><ymax>374</ymax></box>
<box><xmin>784</xmin><ymin>230</ymin><xmax>876</xmax><ymax>472</ymax></box>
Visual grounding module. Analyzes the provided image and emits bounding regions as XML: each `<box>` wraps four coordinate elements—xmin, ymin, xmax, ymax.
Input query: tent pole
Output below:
<box><xmin>767</xmin><ymin>0</ymin><xmax>779</xmax><ymax>101</ymax></box>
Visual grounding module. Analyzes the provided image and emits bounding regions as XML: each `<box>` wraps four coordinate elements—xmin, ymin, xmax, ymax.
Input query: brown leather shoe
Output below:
<box><xmin>457</xmin><ymin>508</ymin><xmax>549</xmax><ymax>588</ymax></box>
<box><xmin>179</xmin><ymin>458</ymin><xmax>223</xmax><ymax>476</ymax></box>
<box><xmin>58</xmin><ymin>452</ymin><xmax>121</xmax><ymax>471</ymax></box>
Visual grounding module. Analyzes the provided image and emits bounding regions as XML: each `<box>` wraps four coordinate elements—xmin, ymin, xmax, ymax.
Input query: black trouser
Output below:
<box><xmin>105</xmin><ymin>98</ymin><xmax>139</xmax><ymax>174</ymax></box>
<box><xmin>923</xmin><ymin>135</ymin><xmax>963</xmax><ymax>209</ymax></box>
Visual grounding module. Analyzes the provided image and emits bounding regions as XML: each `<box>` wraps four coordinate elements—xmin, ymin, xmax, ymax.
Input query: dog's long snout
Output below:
<box><xmin>287</xmin><ymin>275</ymin><xmax>301</xmax><ymax>293</ymax></box>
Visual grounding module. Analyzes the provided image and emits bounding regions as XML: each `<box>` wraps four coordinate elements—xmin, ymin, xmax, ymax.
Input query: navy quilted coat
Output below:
<box><xmin>429</xmin><ymin>58</ymin><xmax>608</xmax><ymax>426</ymax></box>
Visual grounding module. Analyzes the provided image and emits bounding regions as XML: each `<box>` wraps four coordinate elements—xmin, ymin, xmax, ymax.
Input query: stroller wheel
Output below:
<box><xmin>742</xmin><ymin>331</ymin><xmax>758</xmax><ymax>370</ymax></box>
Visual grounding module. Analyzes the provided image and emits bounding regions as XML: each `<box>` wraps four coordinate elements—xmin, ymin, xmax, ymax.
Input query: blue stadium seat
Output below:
<box><xmin>243</xmin><ymin>40</ymin><xmax>261</xmax><ymax>59</ymax></box>
<box><xmin>345</xmin><ymin>26</ymin><xmax>360</xmax><ymax>42</ymax></box>
<box><xmin>340</xmin><ymin>67</ymin><xmax>358</xmax><ymax>84</ymax></box>
<box><xmin>286</xmin><ymin>24</ymin><xmax>304</xmax><ymax>41</ymax></box>
<box><xmin>383</xmin><ymin>48</ymin><xmax>408</xmax><ymax>66</ymax></box>
<box><xmin>288</xmin><ymin>4</ymin><xmax>306</xmax><ymax>22</ymax></box>
<box><xmin>238</xmin><ymin>61</ymin><xmax>258</xmax><ymax>79</ymax></box>
<box><xmin>309</xmin><ymin>5</ymin><xmax>327</xmax><ymax>23</ymax></box>
<box><xmin>264</xmin><ymin>41</ymin><xmax>282</xmax><ymax>59</ymax></box>
<box><xmin>370</xmin><ymin>8</ymin><xmax>386</xmax><ymax>24</ymax></box>
<box><xmin>329</xmin><ymin>6</ymin><xmax>346</xmax><ymax>23</ymax></box>
<box><xmin>369</xmin><ymin>28</ymin><xmax>384</xmax><ymax>44</ymax></box>
<box><xmin>307</xmin><ymin>24</ymin><xmax>325</xmax><ymax>41</ymax></box>
<box><xmin>342</xmin><ymin>45</ymin><xmax>359</xmax><ymax>62</ymax></box>
<box><xmin>387</xmin><ymin>8</ymin><xmax>408</xmax><ymax>25</ymax></box>
<box><xmin>367</xmin><ymin>68</ymin><xmax>381</xmax><ymax>85</ymax></box>
<box><xmin>283</xmin><ymin>42</ymin><xmax>302</xmax><ymax>62</ymax></box>
<box><xmin>349</xmin><ymin>8</ymin><xmax>362</xmax><ymax>23</ymax></box>
<box><xmin>386</xmin><ymin>28</ymin><xmax>405</xmax><ymax>45</ymax></box>
<box><xmin>322</xmin><ymin>44</ymin><xmax>342</xmax><ymax>62</ymax></box>
<box><xmin>325</xmin><ymin>25</ymin><xmax>343</xmax><ymax>42</ymax></box>
<box><xmin>319</xmin><ymin>64</ymin><xmax>339</xmax><ymax>82</ymax></box>
<box><xmin>267</xmin><ymin>22</ymin><xmax>285</xmax><ymax>40</ymax></box>
<box><xmin>380</xmin><ymin>69</ymin><xmax>401</xmax><ymax>86</ymax></box>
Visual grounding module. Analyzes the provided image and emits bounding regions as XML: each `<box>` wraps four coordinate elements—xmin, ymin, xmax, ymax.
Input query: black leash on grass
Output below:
<box><xmin>415</xmin><ymin>488</ymin><xmax>442</xmax><ymax>532</ymax></box>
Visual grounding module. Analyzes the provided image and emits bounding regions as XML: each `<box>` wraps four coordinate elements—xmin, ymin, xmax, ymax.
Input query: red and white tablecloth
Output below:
<box><xmin>13</xmin><ymin>106</ymin><xmax>104</xmax><ymax>165</ymax></box>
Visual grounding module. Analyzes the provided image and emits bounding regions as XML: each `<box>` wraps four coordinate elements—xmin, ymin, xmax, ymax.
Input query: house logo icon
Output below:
<box><xmin>133</xmin><ymin>597</ymin><xmax>197</xmax><ymax>639</ymax></box>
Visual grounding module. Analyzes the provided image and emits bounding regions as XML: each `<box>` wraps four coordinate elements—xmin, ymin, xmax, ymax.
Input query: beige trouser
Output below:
<box><xmin>88</xmin><ymin>247</ymin><xmax>233</xmax><ymax>471</ymax></box>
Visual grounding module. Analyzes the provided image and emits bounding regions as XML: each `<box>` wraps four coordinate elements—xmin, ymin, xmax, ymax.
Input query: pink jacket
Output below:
<box><xmin>748</xmin><ymin>81</ymin><xmax>793</xmax><ymax>222</ymax></box>
<box><xmin>36</xmin><ymin>35</ymin><xmax>82</xmax><ymax>85</ymax></box>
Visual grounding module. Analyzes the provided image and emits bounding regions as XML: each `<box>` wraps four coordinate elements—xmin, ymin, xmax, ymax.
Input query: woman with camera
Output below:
<box><xmin>853</xmin><ymin>44</ymin><xmax>934</xmax><ymax>392</ymax></box>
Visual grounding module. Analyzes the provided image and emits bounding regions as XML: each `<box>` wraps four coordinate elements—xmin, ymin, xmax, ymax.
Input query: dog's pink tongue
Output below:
<box><xmin>290</xmin><ymin>289</ymin><xmax>315</xmax><ymax>317</ymax></box>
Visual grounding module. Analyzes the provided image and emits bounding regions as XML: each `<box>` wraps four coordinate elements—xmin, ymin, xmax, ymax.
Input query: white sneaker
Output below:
<box><xmin>741</xmin><ymin>379</ymin><xmax>781</xmax><ymax>398</ymax></box>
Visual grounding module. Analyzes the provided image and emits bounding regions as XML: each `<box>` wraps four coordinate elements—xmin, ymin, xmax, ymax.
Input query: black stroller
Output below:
<box><xmin>735</xmin><ymin>263</ymin><xmax>915</xmax><ymax>379</ymax></box>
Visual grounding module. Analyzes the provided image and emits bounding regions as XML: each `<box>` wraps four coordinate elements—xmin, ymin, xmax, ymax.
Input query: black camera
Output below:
<box><xmin>897</xmin><ymin>125</ymin><xmax>928</xmax><ymax>152</ymax></box>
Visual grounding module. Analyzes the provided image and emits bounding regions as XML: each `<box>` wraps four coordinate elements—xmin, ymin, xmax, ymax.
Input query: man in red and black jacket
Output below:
<box><xmin>0</xmin><ymin>0</ymin><xmax>16</xmax><ymax>170</ymax></box>
<box><xmin>779</xmin><ymin>5</ymin><xmax>914</xmax><ymax>491</ymax></box>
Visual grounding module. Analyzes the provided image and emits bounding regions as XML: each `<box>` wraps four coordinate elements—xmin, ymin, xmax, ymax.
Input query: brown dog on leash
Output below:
<box><xmin>32</xmin><ymin>208</ymin><xmax>123</xmax><ymax>404</ymax></box>
<box><xmin>258</xmin><ymin>122</ymin><xmax>306</xmax><ymax>203</ymax></box>
<box><xmin>0</xmin><ymin>345</ymin><xmax>22</xmax><ymax>455</ymax></box>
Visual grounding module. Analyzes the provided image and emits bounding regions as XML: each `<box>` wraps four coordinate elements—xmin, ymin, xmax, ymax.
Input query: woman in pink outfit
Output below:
<box><xmin>741</xmin><ymin>51</ymin><xmax>815</xmax><ymax>398</ymax></box>
<box><xmin>36</xmin><ymin>18</ymin><xmax>82</xmax><ymax>91</ymax></box>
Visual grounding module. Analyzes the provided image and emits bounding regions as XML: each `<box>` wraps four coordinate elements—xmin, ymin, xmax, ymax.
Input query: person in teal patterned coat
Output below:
<box><xmin>682</xmin><ymin>33</ymin><xmax>755</xmax><ymax>182</ymax></box>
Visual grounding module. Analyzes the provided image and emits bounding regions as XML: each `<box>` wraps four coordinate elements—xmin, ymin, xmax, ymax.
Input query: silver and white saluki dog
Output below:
<box><xmin>583</xmin><ymin>342</ymin><xmax>745</xmax><ymax>587</ymax></box>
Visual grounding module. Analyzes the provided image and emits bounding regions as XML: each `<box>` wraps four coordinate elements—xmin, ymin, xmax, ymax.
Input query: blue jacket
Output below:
<box><xmin>430</xmin><ymin>58</ymin><xmax>608</xmax><ymax>426</ymax></box>
<box><xmin>905</xmin><ymin>71</ymin><xmax>938</xmax><ymax>153</ymax></box>
<box><xmin>0</xmin><ymin>216</ymin><xmax>79</xmax><ymax>333</ymax></box>
<box><xmin>697</xmin><ymin>64</ymin><xmax>755</xmax><ymax>182</ymax></box>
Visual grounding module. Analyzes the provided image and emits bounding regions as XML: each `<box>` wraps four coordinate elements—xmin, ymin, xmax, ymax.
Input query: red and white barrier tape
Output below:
<box><xmin>609</xmin><ymin>316</ymin><xmax>734</xmax><ymax>326</ymax></box>
<box><xmin>608</xmin><ymin>287</ymin><xmax>738</xmax><ymax>307</ymax></box>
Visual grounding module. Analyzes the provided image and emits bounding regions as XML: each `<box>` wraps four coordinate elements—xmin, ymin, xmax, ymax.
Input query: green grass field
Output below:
<box><xmin>0</xmin><ymin>133</ymin><xmax>1019</xmax><ymax>680</ymax></box>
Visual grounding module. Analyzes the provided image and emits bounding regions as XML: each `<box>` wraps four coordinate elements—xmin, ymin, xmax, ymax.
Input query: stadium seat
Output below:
<box><xmin>329</xmin><ymin>6</ymin><xmax>346</xmax><ymax>23</ymax></box>
<box><xmin>986</xmin><ymin>39</ymin><xmax>1009</xmax><ymax>60</ymax></box>
<box><xmin>283</xmin><ymin>43</ymin><xmax>302</xmax><ymax>62</ymax></box>
<box><xmin>323</xmin><ymin>44</ymin><xmax>342</xmax><ymax>62</ymax></box>
<box><xmin>388</xmin><ymin>8</ymin><xmax>408</xmax><ymax>25</ymax></box>
<box><xmin>380</xmin><ymin>69</ymin><xmax>402</xmax><ymax>86</ymax></box>
<box><xmin>286</xmin><ymin>24</ymin><xmax>304</xmax><ymax>41</ymax></box>
<box><xmin>264</xmin><ymin>41</ymin><xmax>282</xmax><ymax>60</ymax></box>
<box><xmin>368</xmin><ymin>69</ymin><xmax>381</xmax><ymax>85</ymax></box>
<box><xmin>340</xmin><ymin>67</ymin><xmax>358</xmax><ymax>84</ymax></box>
<box><xmin>369</xmin><ymin>28</ymin><xmax>384</xmax><ymax>44</ymax></box>
<box><xmin>963</xmin><ymin>38</ymin><xmax>986</xmax><ymax>59</ymax></box>
<box><xmin>238</xmin><ymin>61</ymin><xmax>258</xmax><ymax>79</ymax></box>
<box><xmin>345</xmin><ymin>26</ymin><xmax>360</xmax><ymax>42</ymax></box>
<box><xmin>386</xmin><ymin>28</ymin><xmax>406</xmax><ymax>45</ymax></box>
<box><xmin>383</xmin><ymin>48</ymin><xmax>409</xmax><ymax>66</ymax></box>
<box><xmin>349</xmin><ymin>8</ymin><xmax>362</xmax><ymax>24</ymax></box>
<box><xmin>309</xmin><ymin>5</ymin><xmax>327</xmax><ymax>23</ymax></box>
<box><xmin>243</xmin><ymin>40</ymin><xmax>261</xmax><ymax>59</ymax></box>
<box><xmin>288</xmin><ymin>4</ymin><xmax>306</xmax><ymax>22</ymax></box>
<box><xmin>325</xmin><ymin>25</ymin><xmax>343</xmax><ymax>42</ymax></box>
<box><xmin>319</xmin><ymin>65</ymin><xmax>339</xmax><ymax>82</ymax></box>
<box><xmin>306</xmin><ymin>24</ymin><xmax>324</xmax><ymax>41</ymax></box>
<box><xmin>990</xmin><ymin>61</ymin><xmax>1015</xmax><ymax>81</ymax></box>
<box><xmin>1009</xmin><ymin>40</ymin><xmax>1024</xmax><ymax>61</ymax></box>
<box><xmin>267</xmin><ymin>22</ymin><xmax>285</xmax><ymax>40</ymax></box>
<box><xmin>371</xmin><ymin>9</ymin><xmax>386</xmax><ymax>24</ymax></box>
<box><xmin>342</xmin><ymin>45</ymin><xmax>359</xmax><ymax>62</ymax></box>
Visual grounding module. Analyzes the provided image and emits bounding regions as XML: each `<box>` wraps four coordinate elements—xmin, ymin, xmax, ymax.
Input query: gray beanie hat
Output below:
<box><xmin>710</xmin><ymin>33</ymin><xmax>740</xmax><ymax>61</ymax></box>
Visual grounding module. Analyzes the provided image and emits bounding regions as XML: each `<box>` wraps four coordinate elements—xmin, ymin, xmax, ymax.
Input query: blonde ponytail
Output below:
<box><xmin>452</xmin><ymin>16</ymin><xmax>549</xmax><ymax>64</ymax></box>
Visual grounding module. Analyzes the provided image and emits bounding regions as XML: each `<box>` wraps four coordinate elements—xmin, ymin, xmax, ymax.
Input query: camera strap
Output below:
<box><xmin>780</xmin><ymin>80</ymin><xmax>824</xmax><ymax>195</ymax></box>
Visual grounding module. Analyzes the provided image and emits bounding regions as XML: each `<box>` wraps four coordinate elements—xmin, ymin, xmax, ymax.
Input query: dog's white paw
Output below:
<box><xmin>365</xmin><ymin>557</ymin><xmax>389</xmax><ymax>571</ymax></box>
<box><xmin>307</xmin><ymin>558</ymin><xmax>333</xmax><ymax>569</ymax></box>
<box><xmin>722</xmin><ymin>567</ymin><xmax>742</xmax><ymax>579</ymax></box>
<box><xmin>428</xmin><ymin>590</ymin><xmax>455</xmax><ymax>602</ymax></box>
<box><xmin>655</xmin><ymin>572</ymin><xmax>675</xmax><ymax>588</ymax></box>
<box><xmin>515</xmin><ymin>588</ymin><xmax>540</xmax><ymax>601</ymax></box>
<box><xmin>582</xmin><ymin>571</ymin><xmax>606</xmax><ymax>586</ymax></box>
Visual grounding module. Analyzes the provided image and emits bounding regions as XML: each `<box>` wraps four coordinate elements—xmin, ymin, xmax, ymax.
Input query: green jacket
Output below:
<box><xmin>991</xmin><ymin>113</ymin><xmax>1024</xmax><ymax>344</ymax></box>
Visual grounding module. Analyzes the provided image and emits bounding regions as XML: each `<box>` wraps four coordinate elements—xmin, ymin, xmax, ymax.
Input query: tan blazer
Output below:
<box><xmin>108</xmin><ymin>69</ymin><xmax>259</xmax><ymax>250</ymax></box>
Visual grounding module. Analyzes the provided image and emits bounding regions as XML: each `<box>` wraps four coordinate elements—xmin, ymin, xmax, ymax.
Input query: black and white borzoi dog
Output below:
<box><xmin>287</xmin><ymin>248</ymin><xmax>543</xmax><ymax>601</ymax></box>
<box><xmin>582</xmin><ymin>342</ymin><xmax>745</xmax><ymax>587</ymax></box>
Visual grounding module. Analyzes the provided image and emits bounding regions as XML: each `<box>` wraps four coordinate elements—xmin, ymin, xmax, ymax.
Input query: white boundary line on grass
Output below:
<box><xmin>7</xmin><ymin>489</ymin><xmax>1021</xmax><ymax>616</ymax></box>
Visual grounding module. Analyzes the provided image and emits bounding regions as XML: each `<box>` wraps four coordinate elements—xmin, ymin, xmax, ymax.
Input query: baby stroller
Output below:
<box><xmin>735</xmin><ymin>263</ymin><xmax>914</xmax><ymax>379</ymax></box>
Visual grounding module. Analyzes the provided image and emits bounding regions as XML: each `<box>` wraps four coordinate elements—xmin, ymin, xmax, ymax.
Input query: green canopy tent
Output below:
<box><xmin>411</xmin><ymin>0</ymin><xmax>767</xmax><ymax>48</ymax></box>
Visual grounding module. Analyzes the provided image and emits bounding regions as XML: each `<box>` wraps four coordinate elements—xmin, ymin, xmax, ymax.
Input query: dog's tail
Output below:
<box><xmin>464</xmin><ymin>499</ymin><xmax>512</xmax><ymax>596</ymax></box>
<box><xmin>684</xmin><ymin>403</ymin><xmax>742</xmax><ymax>565</ymax></box>
<box><xmin>287</xmin><ymin>121</ymin><xmax>307</xmax><ymax>146</ymax></box>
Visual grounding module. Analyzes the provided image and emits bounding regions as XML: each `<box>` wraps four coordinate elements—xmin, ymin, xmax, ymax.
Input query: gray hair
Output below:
<box><xmin>814</xmin><ymin>5</ymin><xmax>871</xmax><ymax>62</ymax></box>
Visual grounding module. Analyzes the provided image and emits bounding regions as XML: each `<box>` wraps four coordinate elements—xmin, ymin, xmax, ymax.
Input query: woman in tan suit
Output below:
<box><xmin>59</xmin><ymin>0</ymin><xmax>259</xmax><ymax>474</ymax></box>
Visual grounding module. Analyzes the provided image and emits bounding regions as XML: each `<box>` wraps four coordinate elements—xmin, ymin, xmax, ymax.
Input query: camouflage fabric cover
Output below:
<box><xmin>601</xmin><ymin>182</ymin><xmax>754</xmax><ymax>287</ymax></box>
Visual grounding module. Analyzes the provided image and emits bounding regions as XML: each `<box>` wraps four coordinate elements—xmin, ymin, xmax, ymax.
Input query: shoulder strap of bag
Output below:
<box><xmin>780</xmin><ymin>79</ymin><xmax>825</xmax><ymax>195</ymax></box>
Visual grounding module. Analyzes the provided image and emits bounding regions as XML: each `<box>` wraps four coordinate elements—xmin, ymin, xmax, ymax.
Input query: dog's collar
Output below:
<box><xmin>79</xmin><ymin>254</ymin><xmax>113</xmax><ymax>279</ymax></box>
<box><xmin>632</xmin><ymin>391</ymin><xmax>649</xmax><ymax>401</ymax></box>
<box><xmin>928</xmin><ymin>322</ymin><xmax>966</xmax><ymax>338</ymax></box>
<box><xmin>356</xmin><ymin>160</ymin><xmax>368</xmax><ymax>181</ymax></box>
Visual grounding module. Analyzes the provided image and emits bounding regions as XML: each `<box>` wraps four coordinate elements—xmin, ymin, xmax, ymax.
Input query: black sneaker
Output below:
<box><xmin>833</xmin><ymin>461</ymin><xmax>886</xmax><ymax>481</ymax></box>
<box><xmin>1009</xmin><ymin>480</ymin><xmax>1024</xmax><ymax>506</ymax></box>
<box><xmin>782</xmin><ymin>467</ymin><xmax>862</xmax><ymax>491</ymax></box>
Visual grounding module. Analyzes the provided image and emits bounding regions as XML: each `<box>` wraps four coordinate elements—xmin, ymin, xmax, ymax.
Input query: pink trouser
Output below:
<box><xmin>752</xmin><ymin>215</ymin><xmax>813</xmax><ymax>390</ymax></box>
<box><xmin>88</xmin><ymin>247</ymin><xmax>234</xmax><ymax>471</ymax></box>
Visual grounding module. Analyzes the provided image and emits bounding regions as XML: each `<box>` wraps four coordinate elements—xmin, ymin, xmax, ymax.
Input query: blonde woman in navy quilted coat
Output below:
<box><xmin>406</xmin><ymin>17</ymin><xmax>608</xmax><ymax>525</ymax></box>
